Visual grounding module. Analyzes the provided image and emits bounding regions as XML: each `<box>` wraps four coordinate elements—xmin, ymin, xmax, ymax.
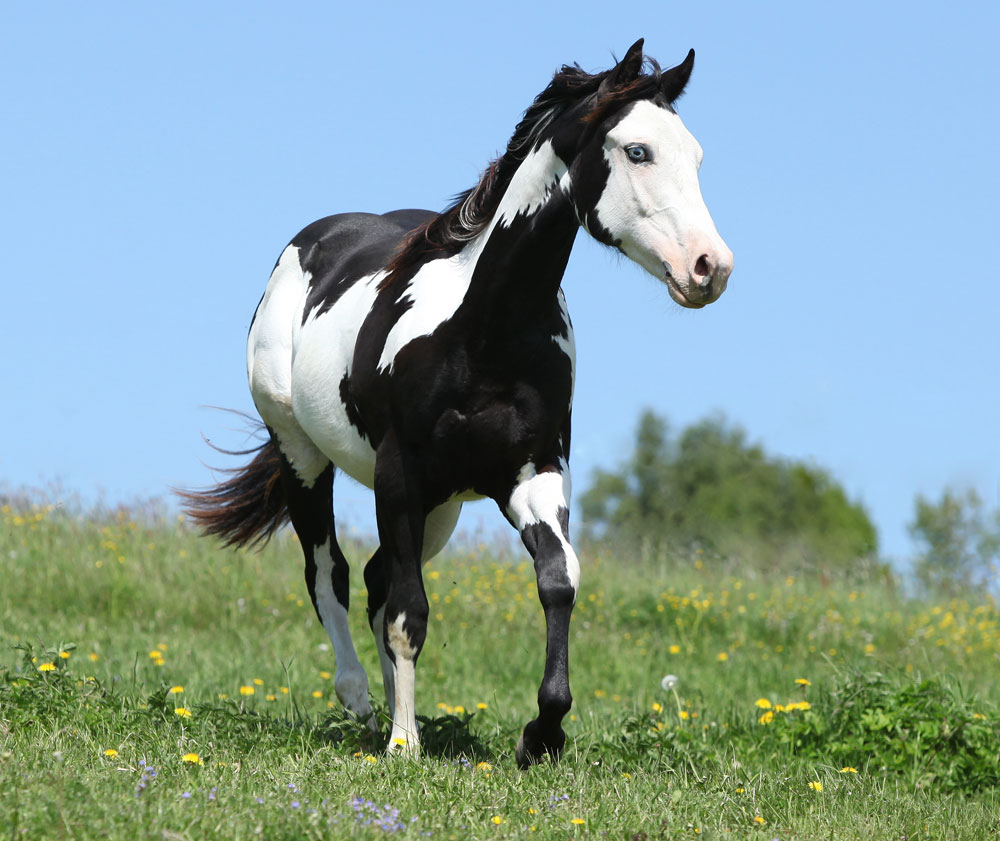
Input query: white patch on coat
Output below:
<box><xmin>553</xmin><ymin>288</ymin><xmax>576</xmax><ymax>405</ymax></box>
<box><xmin>422</xmin><ymin>500</ymin><xmax>463</xmax><ymax>563</ymax></box>
<box><xmin>592</xmin><ymin>101</ymin><xmax>731</xmax><ymax>302</ymax></box>
<box><xmin>247</xmin><ymin>246</ymin><xmax>329</xmax><ymax>485</ymax></box>
<box><xmin>312</xmin><ymin>539</ymin><xmax>373</xmax><ymax>722</ymax></box>
<box><xmin>496</xmin><ymin>140</ymin><xmax>569</xmax><ymax>227</ymax></box>
<box><xmin>378</xmin><ymin>141</ymin><xmax>571</xmax><ymax>374</ymax></box>
<box><xmin>377</xmin><ymin>249</ymin><xmax>481</xmax><ymax>374</ymax></box>
<box><xmin>506</xmin><ymin>459</ymin><xmax>580</xmax><ymax>593</ymax></box>
<box><xmin>386</xmin><ymin>612</ymin><xmax>419</xmax><ymax>753</ymax></box>
<box><xmin>289</xmin><ymin>272</ymin><xmax>384</xmax><ymax>487</ymax></box>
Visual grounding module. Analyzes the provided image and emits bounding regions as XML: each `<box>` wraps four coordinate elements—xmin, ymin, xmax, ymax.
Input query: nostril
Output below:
<box><xmin>694</xmin><ymin>254</ymin><xmax>712</xmax><ymax>285</ymax></box>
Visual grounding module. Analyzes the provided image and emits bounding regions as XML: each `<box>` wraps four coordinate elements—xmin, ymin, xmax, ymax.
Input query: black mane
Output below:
<box><xmin>382</xmin><ymin>53</ymin><xmax>667</xmax><ymax>286</ymax></box>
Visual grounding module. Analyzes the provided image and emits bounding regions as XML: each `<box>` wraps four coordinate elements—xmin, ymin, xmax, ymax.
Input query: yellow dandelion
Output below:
<box><xmin>103</xmin><ymin>748</ymin><xmax>119</xmax><ymax>758</ymax></box>
<box><xmin>363</xmin><ymin>755</ymin><xmax>377</xmax><ymax>764</ymax></box>
<box><xmin>839</xmin><ymin>766</ymin><xmax>858</xmax><ymax>774</ymax></box>
<box><xmin>753</xmin><ymin>816</ymin><xmax>766</xmax><ymax>825</ymax></box>
<box><xmin>476</xmin><ymin>702</ymin><xmax>488</xmax><ymax>710</ymax></box>
<box><xmin>353</xmin><ymin>751</ymin><xmax>363</xmax><ymax>757</ymax></box>
<box><xmin>735</xmin><ymin>787</ymin><xmax>745</xmax><ymax>793</ymax></box>
<box><xmin>311</xmin><ymin>690</ymin><xmax>323</xmax><ymax>699</ymax></box>
<box><xmin>571</xmin><ymin>818</ymin><xmax>586</xmax><ymax>825</ymax></box>
<box><xmin>38</xmin><ymin>662</ymin><xmax>56</xmax><ymax>672</ymax></box>
<box><xmin>808</xmin><ymin>781</ymin><xmax>823</xmax><ymax>792</ymax></box>
<box><xmin>669</xmin><ymin>644</ymin><xmax>681</xmax><ymax>654</ymax></box>
<box><xmin>758</xmin><ymin>710</ymin><xmax>774</xmax><ymax>725</ymax></box>
<box><xmin>319</xmin><ymin>671</ymin><xmax>331</xmax><ymax>680</ymax></box>
<box><xmin>174</xmin><ymin>707</ymin><xmax>192</xmax><ymax>718</ymax></box>
<box><xmin>59</xmin><ymin>651</ymin><xmax>71</xmax><ymax>660</ymax></box>
<box><xmin>239</xmin><ymin>685</ymin><xmax>255</xmax><ymax>696</ymax></box>
<box><xmin>392</xmin><ymin>737</ymin><xmax>407</xmax><ymax>746</ymax></box>
<box><xmin>181</xmin><ymin>752</ymin><xmax>203</xmax><ymax>765</ymax></box>
<box><xmin>157</xmin><ymin>643</ymin><xmax>168</xmax><ymax>651</ymax></box>
<box><xmin>794</xmin><ymin>678</ymin><xmax>811</xmax><ymax>686</ymax></box>
<box><xmin>491</xmin><ymin>816</ymin><xmax>503</xmax><ymax>825</ymax></box>
<box><xmin>754</xmin><ymin>698</ymin><xmax>772</xmax><ymax>709</ymax></box>
<box><xmin>280</xmin><ymin>686</ymin><xmax>289</xmax><ymax>694</ymax></box>
<box><xmin>972</xmin><ymin>713</ymin><xmax>986</xmax><ymax>721</ymax></box>
<box><xmin>168</xmin><ymin>685</ymin><xmax>184</xmax><ymax>694</ymax></box>
<box><xmin>265</xmin><ymin>694</ymin><xmax>276</xmax><ymax>701</ymax></box>
<box><xmin>652</xmin><ymin>702</ymin><xmax>663</xmax><ymax>713</ymax></box>
<box><xmin>678</xmin><ymin>710</ymin><xmax>690</xmax><ymax>720</ymax></box>
<box><xmin>88</xmin><ymin>653</ymin><xmax>99</xmax><ymax>662</ymax></box>
<box><xmin>454</xmin><ymin>705</ymin><xmax>466</xmax><ymax>714</ymax></box>
<box><xmin>716</xmin><ymin>652</ymin><xmax>729</xmax><ymax>662</ymax></box>
<box><xmin>148</xmin><ymin>650</ymin><xmax>163</xmax><ymax>660</ymax></box>
<box><xmin>252</xmin><ymin>678</ymin><xmax>264</xmax><ymax>686</ymax></box>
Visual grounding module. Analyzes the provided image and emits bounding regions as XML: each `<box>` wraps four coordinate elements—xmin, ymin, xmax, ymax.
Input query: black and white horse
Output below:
<box><xmin>185</xmin><ymin>39</ymin><xmax>732</xmax><ymax>767</ymax></box>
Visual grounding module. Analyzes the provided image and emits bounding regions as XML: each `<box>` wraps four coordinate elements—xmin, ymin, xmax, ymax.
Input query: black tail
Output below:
<box><xmin>177</xmin><ymin>428</ymin><xmax>289</xmax><ymax>549</ymax></box>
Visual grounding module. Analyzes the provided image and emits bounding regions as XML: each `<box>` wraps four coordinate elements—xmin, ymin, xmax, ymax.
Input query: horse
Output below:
<box><xmin>182</xmin><ymin>38</ymin><xmax>733</xmax><ymax>767</ymax></box>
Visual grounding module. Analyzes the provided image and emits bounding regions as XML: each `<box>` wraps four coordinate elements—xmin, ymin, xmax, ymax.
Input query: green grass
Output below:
<box><xmin>1</xmin><ymin>501</ymin><xmax>999</xmax><ymax>839</ymax></box>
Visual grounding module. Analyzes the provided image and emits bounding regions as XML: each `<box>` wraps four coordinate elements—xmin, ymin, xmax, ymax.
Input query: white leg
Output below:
<box><xmin>313</xmin><ymin>539</ymin><xmax>374</xmax><ymax>728</ymax></box>
<box><xmin>386</xmin><ymin>613</ymin><xmax>419</xmax><ymax>755</ymax></box>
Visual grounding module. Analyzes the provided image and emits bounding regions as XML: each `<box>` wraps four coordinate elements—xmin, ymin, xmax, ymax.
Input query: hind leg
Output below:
<box><xmin>275</xmin><ymin>445</ymin><xmax>374</xmax><ymax>727</ymax></box>
<box><xmin>365</xmin><ymin>499</ymin><xmax>462</xmax><ymax>721</ymax></box>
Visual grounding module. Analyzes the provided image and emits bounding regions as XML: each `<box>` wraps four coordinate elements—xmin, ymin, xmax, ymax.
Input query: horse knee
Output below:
<box><xmin>385</xmin><ymin>606</ymin><xmax>427</xmax><ymax>661</ymax></box>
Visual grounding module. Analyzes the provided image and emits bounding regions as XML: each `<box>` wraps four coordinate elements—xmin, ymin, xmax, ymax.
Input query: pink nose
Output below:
<box><xmin>693</xmin><ymin>250</ymin><xmax>733</xmax><ymax>289</ymax></box>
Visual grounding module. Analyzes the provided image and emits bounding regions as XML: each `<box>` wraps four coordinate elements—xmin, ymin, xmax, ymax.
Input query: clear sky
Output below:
<box><xmin>3</xmin><ymin>2</ymin><xmax>998</xmax><ymax>567</ymax></box>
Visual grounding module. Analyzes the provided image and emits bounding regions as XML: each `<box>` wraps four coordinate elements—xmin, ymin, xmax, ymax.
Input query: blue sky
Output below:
<box><xmin>3</xmin><ymin>2</ymin><xmax>998</xmax><ymax>566</ymax></box>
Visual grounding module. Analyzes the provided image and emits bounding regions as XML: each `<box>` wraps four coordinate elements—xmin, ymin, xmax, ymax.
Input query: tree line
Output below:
<box><xmin>579</xmin><ymin>410</ymin><xmax>998</xmax><ymax>592</ymax></box>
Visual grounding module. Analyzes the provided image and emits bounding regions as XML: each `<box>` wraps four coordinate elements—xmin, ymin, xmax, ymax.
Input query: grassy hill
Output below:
<box><xmin>2</xmin><ymin>501</ymin><xmax>998</xmax><ymax>839</ymax></box>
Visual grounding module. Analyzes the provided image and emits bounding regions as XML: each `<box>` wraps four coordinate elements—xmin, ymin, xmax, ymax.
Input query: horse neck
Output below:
<box><xmin>463</xmin><ymin>140</ymin><xmax>580</xmax><ymax>310</ymax></box>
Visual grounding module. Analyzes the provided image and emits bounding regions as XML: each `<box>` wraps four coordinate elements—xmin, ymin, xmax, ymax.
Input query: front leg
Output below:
<box><xmin>373</xmin><ymin>431</ymin><xmax>428</xmax><ymax>756</ymax></box>
<box><xmin>505</xmin><ymin>459</ymin><xmax>579</xmax><ymax>768</ymax></box>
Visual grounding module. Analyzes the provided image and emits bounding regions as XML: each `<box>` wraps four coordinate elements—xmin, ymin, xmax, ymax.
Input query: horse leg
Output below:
<box><xmin>505</xmin><ymin>461</ymin><xmax>579</xmax><ymax>768</ymax></box>
<box><xmin>372</xmin><ymin>432</ymin><xmax>429</xmax><ymax>755</ymax></box>
<box><xmin>276</xmin><ymin>454</ymin><xmax>373</xmax><ymax>727</ymax></box>
<box><xmin>364</xmin><ymin>500</ymin><xmax>462</xmax><ymax>718</ymax></box>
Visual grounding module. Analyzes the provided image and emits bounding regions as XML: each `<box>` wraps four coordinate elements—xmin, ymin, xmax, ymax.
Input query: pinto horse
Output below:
<box><xmin>183</xmin><ymin>39</ymin><xmax>732</xmax><ymax>767</ymax></box>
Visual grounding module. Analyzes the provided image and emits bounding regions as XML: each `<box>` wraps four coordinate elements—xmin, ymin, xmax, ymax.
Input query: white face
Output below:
<box><xmin>594</xmin><ymin>100</ymin><xmax>733</xmax><ymax>308</ymax></box>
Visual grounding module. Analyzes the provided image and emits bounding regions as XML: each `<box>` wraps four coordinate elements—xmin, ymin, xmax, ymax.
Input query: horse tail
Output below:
<box><xmin>177</xmin><ymin>427</ymin><xmax>289</xmax><ymax>549</ymax></box>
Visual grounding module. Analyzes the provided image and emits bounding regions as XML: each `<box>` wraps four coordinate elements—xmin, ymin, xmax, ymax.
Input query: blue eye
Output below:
<box><xmin>625</xmin><ymin>144</ymin><xmax>650</xmax><ymax>163</ymax></box>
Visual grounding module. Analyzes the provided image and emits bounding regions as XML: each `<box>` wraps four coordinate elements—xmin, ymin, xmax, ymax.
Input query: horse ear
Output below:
<box><xmin>661</xmin><ymin>48</ymin><xmax>695</xmax><ymax>103</ymax></box>
<box><xmin>604</xmin><ymin>38</ymin><xmax>645</xmax><ymax>90</ymax></box>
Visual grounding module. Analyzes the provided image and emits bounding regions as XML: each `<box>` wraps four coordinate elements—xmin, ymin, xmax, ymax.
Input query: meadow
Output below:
<box><xmin>1</xmin><ymin>500</ymin><xmax>998</xmax><ymax>839</ymax></box>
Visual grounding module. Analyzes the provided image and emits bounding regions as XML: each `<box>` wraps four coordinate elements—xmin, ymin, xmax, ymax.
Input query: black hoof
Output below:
<box><xmin>515</xmin><ymin>719</ymin><xmax>565</xmax><ymax>769</ymax></box>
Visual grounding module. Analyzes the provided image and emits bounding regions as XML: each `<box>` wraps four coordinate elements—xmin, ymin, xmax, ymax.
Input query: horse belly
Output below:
<box><xmin>290</xmin><ymin>272</ymin><xmax>382</xmax><ymax>488</ymax></box>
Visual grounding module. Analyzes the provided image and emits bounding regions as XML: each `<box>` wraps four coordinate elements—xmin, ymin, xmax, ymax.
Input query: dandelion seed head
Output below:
<box><xmin>661</xmin><ymin>674</ymin><xmax>679</xmax><ymax>691</ymax></box>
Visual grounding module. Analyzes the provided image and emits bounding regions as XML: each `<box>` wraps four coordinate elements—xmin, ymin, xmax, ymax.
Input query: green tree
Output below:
<box><xmin>909</xmin><ymin>487</ymin><xmax>1000</xmax><ymax>594</ymax></box>
<box><xmin>579</xmin><ymin>410</ymin><xmax>878</xmax><ymax>571</ymax></box>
